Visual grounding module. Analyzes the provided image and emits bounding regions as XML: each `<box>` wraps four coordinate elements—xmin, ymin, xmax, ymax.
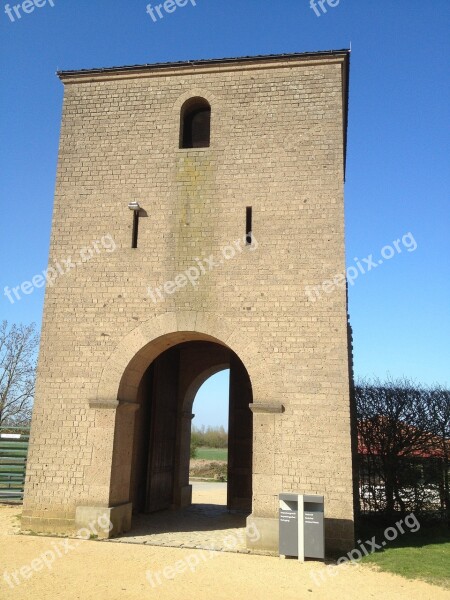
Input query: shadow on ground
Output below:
<box><xmin>109</xmin><ymin>504</ymin><xmax>250</xmax><ymax>552</ymax></box>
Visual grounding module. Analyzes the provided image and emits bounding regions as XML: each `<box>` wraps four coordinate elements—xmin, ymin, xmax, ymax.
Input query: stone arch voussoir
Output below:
<box><xmin>96</xmin><ymin>312</ymin><xmax>268</xmax><ymax>405</ymax></box>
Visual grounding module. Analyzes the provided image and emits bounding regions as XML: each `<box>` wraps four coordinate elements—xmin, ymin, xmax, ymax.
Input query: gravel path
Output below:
<box><xmin>0</xmin><ymin>495</ymin><xmax>448</xmax><ymax>600</ymax></box>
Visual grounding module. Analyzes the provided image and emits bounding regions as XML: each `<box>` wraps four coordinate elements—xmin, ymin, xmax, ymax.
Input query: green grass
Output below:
<box><xmin>359</xmin><ymin>520</ymin><xmax>450</xmax><ymax>589</ymax></box>
<box><xmin>195</xmin><ymin>447</ymin><xmax>228</xmax><ymax>461</ymax></box>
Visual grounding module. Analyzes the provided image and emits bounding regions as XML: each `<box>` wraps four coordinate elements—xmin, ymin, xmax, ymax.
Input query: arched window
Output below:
<box><xmin>180</xmin><ymin>97</ymin><xmax>211</xmax><ymax>149</ymax></box>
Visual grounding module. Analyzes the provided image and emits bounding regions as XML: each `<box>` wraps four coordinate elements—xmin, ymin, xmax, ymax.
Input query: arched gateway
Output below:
<box><xmin>91</xmin><ymin>315</ymin><xmax>259</xmax><ymax>525</ymax></box>
<box><xmin>23</xmin><ymin>50</ymin><xmax>356</xmax><ymax>555</ymax></box>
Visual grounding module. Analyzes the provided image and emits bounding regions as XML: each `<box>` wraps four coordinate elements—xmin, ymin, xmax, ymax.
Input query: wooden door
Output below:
<box><xmin>227</xmin><ymin>354</ymin><xmax>253</xmax><ymax>511</ymax></box>
<box><xmin>146</xmin><ymin>348</ymin><xmax>179</xmax><ymax>513</ymax></box>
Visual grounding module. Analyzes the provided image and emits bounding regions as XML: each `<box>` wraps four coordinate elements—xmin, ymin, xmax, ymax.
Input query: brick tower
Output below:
<box><xmin>23</xmin><ymin>50</ymin><xmax>355</xmax><ymax>554</ymax></box>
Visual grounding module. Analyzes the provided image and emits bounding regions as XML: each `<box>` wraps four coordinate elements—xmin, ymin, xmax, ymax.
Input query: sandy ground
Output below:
<box><xmin>0</xmin><ymin>488</ymin><xmax>448</xmax><ymax>600</ymax></box>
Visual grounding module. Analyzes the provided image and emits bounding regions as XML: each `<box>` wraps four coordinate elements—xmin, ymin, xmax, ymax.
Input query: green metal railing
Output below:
<box><xmin>0</xmin><ymin>427</ymin><xmax>30</xmax><ymax>503</ymax></box>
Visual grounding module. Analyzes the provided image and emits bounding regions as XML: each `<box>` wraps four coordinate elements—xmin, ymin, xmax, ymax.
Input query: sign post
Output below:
<box><xmin>279</xmin><ymin>493</ymin><xmax>325</xmax><ymax>561</ymax></box>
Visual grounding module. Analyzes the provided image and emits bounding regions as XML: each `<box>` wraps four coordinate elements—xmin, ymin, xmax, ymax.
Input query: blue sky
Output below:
<box><xmin>1</xmin><ymin>0</ymin><xmax>449</xmax><ymax>427</ymax></box>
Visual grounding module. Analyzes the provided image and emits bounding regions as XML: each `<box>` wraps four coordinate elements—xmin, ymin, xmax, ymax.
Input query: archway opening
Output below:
<box><xmin>190</xmin><ymin>371</ymin><xmax>229</xmax><ymax>507</ymax></box>
<box><xmin>113</xmin><ymin>336</ymin><xmax>253</xmax><ymax>538</ymax></box>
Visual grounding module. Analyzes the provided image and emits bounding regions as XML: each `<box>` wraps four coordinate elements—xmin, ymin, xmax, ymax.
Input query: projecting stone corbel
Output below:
<box><xmin>182</xmin><ymin>411</ymin><xmax>195</xmax><ymax>420</ymax></box>
<box><xmin>89</xmin><ymin>398</ymin><xmax>119</xmax><ymax>410</ymax></box>
<box><xmin>249</xmin><ymin>402</ymin><xmax>284</xmax><ymax>414</ymax></box>
<box><xmin>88</xmin><ymin>398</ymin><xmax>140</xmax><ymax>412</ymax></box>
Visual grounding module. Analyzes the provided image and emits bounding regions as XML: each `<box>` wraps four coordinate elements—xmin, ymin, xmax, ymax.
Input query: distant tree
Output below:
<box><xmin>0</xmin><ymin>321</ymin><xmax>38</xmax><ymax>427</ymax></box>
<box><xmin>190</xmin><ymin>438</ymin><xmax>199</xmax><ymax>459</ymax></box>
<box><xmin>191</xmin><ymin>425</ymin><xmax>228</xmax><ymax>448</ymax></box>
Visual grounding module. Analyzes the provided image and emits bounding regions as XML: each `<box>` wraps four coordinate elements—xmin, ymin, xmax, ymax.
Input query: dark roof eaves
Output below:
<box><xmin>56</xmin><ymin>49</ymin><xmax>350</xmax><ymax>78</ymax></box>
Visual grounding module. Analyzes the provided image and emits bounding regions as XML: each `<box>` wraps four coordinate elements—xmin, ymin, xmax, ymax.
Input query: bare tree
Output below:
<box><xmin>0</xmin><ymin>321</ymin><xmax>38</xmax><ymax>427</ymax></box>
<box><xmin>356</xmin><ymin>377</ymin><xmax>435</xmax><ymax>518</ymax></box>
<box><xmin>428</xmin><ymin>386</ymin><xmax>450</xmax><ymax>524</ymax></box>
